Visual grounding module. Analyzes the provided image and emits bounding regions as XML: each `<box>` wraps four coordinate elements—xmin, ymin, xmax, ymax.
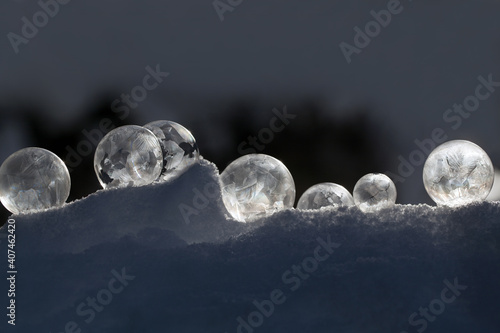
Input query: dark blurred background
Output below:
<box><xmin>1</xmin><ymin>0</ymin><xmax>499</xmax><ymax>224</ymax></box>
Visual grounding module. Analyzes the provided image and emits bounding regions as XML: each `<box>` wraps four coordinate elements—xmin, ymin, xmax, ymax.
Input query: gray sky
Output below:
<box><xmin>1</xmin><ymin>0</ymin><xmax>499</xmax><ymax>203</ymax></box>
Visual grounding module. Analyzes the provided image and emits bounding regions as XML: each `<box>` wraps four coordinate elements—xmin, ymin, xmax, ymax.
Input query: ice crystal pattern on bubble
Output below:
<box><xmin>220</xmin><ymin>154</ymin><xmax>295</xmax><ymax>222</ymax></box>
<box><xmin>0</xmin><ymin>147</ymin><xmax>71</xmax><ymax>214</ymax></box>
<box><xmin>297</xmin><ymin>183</ymin><xmax>354</xmax><ymax>210</ymax></box>
<box><xmin>353</xmin><ymin>173</ymin><xmax>397</xmax><ymax>213</ymax></box>
<box><xmin>94</xmin><ymin>125</ymin><xmax>163</xmax><ymax>189</ymax></box>
<box><xmin>144</xmin><ymin>120</ymin><xmax>199</xmax><ymax>181</ymax></box>
<box><xmin>423</xmin><ymin>140</ymin><xmax>494</xmax><ymax>206</ymax></box>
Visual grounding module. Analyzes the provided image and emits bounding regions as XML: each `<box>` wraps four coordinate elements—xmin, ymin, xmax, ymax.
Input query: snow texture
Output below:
<box><xmin>1</xmin><ymin>159</ymin><xmax>499</xmax><ymax>332</ymax></box>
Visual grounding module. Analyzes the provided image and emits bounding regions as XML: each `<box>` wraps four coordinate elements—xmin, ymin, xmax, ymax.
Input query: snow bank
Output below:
<box><xmin>1</xmin><ymin>159</ymin><xmax>499</xmax><ymax>332</ymax></box>
<box><xmin>6</xmin><ymin>159</ymin><xmax>254</xmax><ymax>254</ymax></box>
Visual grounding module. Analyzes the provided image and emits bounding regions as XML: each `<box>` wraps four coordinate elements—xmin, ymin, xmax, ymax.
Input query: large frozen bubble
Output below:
<box><xmin>0</xmin><ymin>147</ymin><xmax>71</xmax><ymax>214</ymax></box>
<box><xmin>94</xmin><ymin>125</ymin><xmax>163</xmax><ymax>189</ymax></box>
<box><xmin>220</xmin><ymin>154</ymin><xmax>295</xmax><ymax>222</ymax></box>
<box><xmin>297</xmin><ymin>182</ymin><xmax>354</xmax><ymax>210</ymax></box>
<box><xmin>423</xmin><ymin>140</ymin><xmax>494</xmax><ymax>206</ymax></box>
<box><xmin>353</xmin><ymin>173</ymin><xmax>397</xmax><ymax>213</ymax></box>
<box><xmin>144</xmin><ymin>120</ymin><xmax>199</xmax><ymax>181</ymax></box>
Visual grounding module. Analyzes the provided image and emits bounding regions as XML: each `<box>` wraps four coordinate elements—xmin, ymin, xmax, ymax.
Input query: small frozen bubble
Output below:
<box><xmin>297</xmin><ymin>183</ymin><xmax>354</xmax><ymax>210</ymax></box>
<box><xmin>94</xmin><ymin>125</ymin><xmax>163</xmax><ymax>189</ymax></box>
<box><xmin>0</xmin><ymin>147</ymin><xmax>71</xmax><ymax>214</ymax></box>
<box><xmin>353</xmin><ymin>173</ymin><xmax>397</xmax><ymax>213</ymax></box>
<box><xmin>423</xmin><ymin>140</ymin><xmax>494</xmax><ymax>206</ymax></box>
<box><xmin>144</xmin><ymin>120</ymin><xmax>199</xmax><ymax>182</ymax></box>
<box><xmin>220</xmin><ymin>154</ymin><xmax>295</xmax><ymax>222</ymax></box>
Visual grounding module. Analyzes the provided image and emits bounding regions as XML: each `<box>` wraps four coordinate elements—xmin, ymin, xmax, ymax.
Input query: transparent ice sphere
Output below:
<box><xmin>353</xmin><ymin>173</ymin><xmax>397</xmax><ymax>213</ymax></box>
<box><xmin>0</xmin><ymin>147</ymin><xmax>71</xmax><ymax>214</ymax></box>
<box><xmin>297</xmin><ymin>182</ymin><xmax>354</xmax><ymax>210</ymax></box>
<box><xmin>94</xmin><ymin>125</ymin><xmax>163</xmax><ymax>189</ymax></box>
<box><xmin>220</xmin><ymin>154</ymin><xmax>295</xmax><ymax>222</ymax></box>
<box><xmin>423</xmin><ymin>140</ymin><xmax>494</xmax><ymax>206</ymax></box>
<box><xmin>144</xmin><ymin>120</ymin><xmax>199</xmax><ymax>182</ymax></box>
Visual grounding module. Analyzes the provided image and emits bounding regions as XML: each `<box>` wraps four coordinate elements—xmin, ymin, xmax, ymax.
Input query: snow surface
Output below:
<box><xmin>2</xmin><ymin>0</ymin><xmax>500</xmax><ymax>205</ymax></box>
<box><xmin>1</xmin><ymin>159</ymin><xmax>500</xmax><ymax>332</ymax></box>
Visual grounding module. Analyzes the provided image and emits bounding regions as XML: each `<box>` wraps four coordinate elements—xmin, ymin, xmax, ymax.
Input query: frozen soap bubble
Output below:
<box><xmin>220</xmin><ymin>154</ymin><xmax>295</xmax><ymax>222</ymax></box>
<box><xmin>94</xmin><ymin>125</ymin><xmax>163</xmax><ymax>189</ymax></box>
<box><xmin>423</xmin><ymin>140</ymin><xmax>494</xmax><ymax>206</ymax></box>
<box><xmin>297</xmin><ymin>183</ymin><xmax>354</xmax><ymax>210</ymax></box>
<box><xmin>144</xmin><ymin>120</ymin><xmax>199</xmax><ymax>181</ymax></box>
<box><xmin>353</xmin><ymin>173</ymin><xmax>397</xmax><ymax>212</ymax></box>
<box><xmin>0</xmin><ymin>147</ymin><xmax>70</xmax><ymax>214</ymax></box>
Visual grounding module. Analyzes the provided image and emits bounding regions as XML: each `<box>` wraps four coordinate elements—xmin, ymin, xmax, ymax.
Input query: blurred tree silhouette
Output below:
<box><xmin>0</xmin><ymin>95</ymin><xmax>139</xmax><ymax>226</ymax></box>
<box><xmin>0</xmin><ymin>97</ymin><xmax>390</xmax><ymax>226</ymax></box>
<box><xmin>193</xmin><ymin>100</ymin><xmax>390</xmax><ymax>204</ymax></box>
